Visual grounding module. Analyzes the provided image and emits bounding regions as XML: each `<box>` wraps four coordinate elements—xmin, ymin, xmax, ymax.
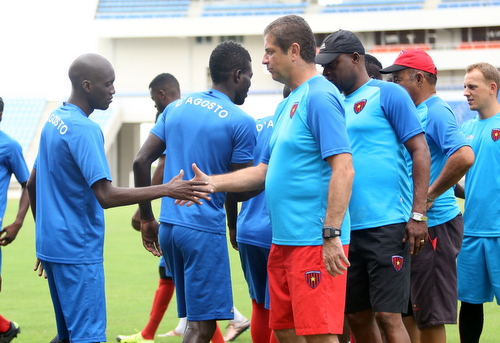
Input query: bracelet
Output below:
<box><xmin>141</xmin><ymin>219</ymin><xmax>156</xmax><ymax>224</ymax></box>
<box><xmin>426</xmin><ymin>196</ymin><xmax>436</xmax><ymax>203</ymax></box>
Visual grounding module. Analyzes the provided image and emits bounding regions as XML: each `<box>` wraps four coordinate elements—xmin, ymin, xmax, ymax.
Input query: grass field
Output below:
<box><xmin>1</xmin><ymin>199</ymin><xmax>499</xmax><ymax>342</ymax></box>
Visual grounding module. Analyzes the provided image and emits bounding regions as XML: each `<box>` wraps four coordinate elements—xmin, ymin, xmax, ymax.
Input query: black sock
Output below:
<box><xmin>459</xmin><ymin>301</ymin><xmax>483</xmax><ymax>343</ymax></box>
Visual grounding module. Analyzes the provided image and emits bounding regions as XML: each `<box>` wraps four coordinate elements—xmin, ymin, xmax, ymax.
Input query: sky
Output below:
<box><xmin>0</xmin><ymin>0</ymin><xmax>97</xmax><ymax>99</ymax></box>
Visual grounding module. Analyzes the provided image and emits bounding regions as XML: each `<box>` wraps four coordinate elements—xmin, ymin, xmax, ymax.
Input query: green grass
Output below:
<box><xmin>1</xmin><ymin>199</ymin><xmax>499</xmax><ymax>342</ymax></box>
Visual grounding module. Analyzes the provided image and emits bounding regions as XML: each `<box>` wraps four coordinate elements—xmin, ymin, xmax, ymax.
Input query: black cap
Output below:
<box><xmin>315</xmin><ymin>30</ymin><xmax>365</xmax><ymax>65</ymax></box>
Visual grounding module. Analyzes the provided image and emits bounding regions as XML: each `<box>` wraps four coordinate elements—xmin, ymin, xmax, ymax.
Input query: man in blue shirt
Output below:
<box><xmin>0</xmin><ymin>96</ymin><xmax>30</xmax><ymax>343</ymax></box>
<box><xmin>133</xmin><ymin>41</ymin><xmax>256</xmax><ymax>343</ymax></box>
<box><xmin>190</xmin><ymin>15</ymin><xmax>354</xmax><ymax>343</ymax></box>
<box><xmin>27</xmin><ymin>53</ymin><xmax>212</xmax><ymax>343</ymax></box>
<box><xmin>381</xmin><ymin>49</ymin><xmax>474</xmax><ymax>343</ymax></box>
<box><xmin>456</xmin><ymin>62</ymin><xmax>500</xmax><ymax>343</ymax></box>
<box><xmin>316</xmin><ymin>30</ymin><xmax>431</xmax><ymax>343</ymax></box>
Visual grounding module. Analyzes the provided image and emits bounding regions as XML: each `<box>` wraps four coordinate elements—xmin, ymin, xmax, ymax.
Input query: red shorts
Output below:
<box><xmin>268</xmin><ymin>244</ymin><xmax>349</xmax><ymax>336</ymax></box>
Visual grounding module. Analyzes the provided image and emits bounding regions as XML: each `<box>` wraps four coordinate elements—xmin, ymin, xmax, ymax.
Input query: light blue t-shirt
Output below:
<box><xmin>345</xmin><ymin>79</ymin><xmax>423</xmax><ymax>231</ymax></box>
<box><xmin>263</xmin><ymin>75</ymin><xmax>352</xmax><ymax>246</ymax></box>
<box><xmin>0</xmin><ymin>131</ymin><xmax>29</xmax><ymax>229</ymax></box>
<box><xmin>236</xmin><ymin>116</ymin><xmax>273</xmax><ymax>249</ymax></box>
<box><xmin>152</xmin><ymin>89</ymin><xmax>256</xmax><ymax>234</ymax></box>
<box><xmin>461</xmin><ymin>113</ymin><xmax>500</xmax><ymax>236</ymax></box>
<box><xmin>34</xmin><ymin>103</ymin><xmax>112</xmax><ymax>264</ymax></box>
<box><xmin>414</xmin><ymin>95</ymin><xmax>468</xmax><ymax>227</ymax></box>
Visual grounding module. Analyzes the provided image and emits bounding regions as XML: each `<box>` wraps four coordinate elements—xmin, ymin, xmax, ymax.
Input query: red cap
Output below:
<box><xmin>380</xmin><ymin>49</ymin><xmax>437</xmax><ymax>75</ymax></box>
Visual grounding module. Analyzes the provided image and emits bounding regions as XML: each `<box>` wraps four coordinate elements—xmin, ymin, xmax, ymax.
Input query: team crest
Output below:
<box><xmin>492</xmin><ymin>129</ymin><xmax>500</xmax><ymax>141</ymax></box>
<box><xmin>391</xmin><ymin>255</ymin><xmax>404</xmax><ymax>272</ymax></box>
<box><xmin>354</xmin><ymin>100</ymin><xmax>367</xmax><ymax>114</ymax></box>
<box><xmin>305</xmin><ymin>271</ymin><xmax>321</xmax><ymax>289</ymax></box>
<box><xmin>290</xmin><ymin>102</ymin><xmax>299</xmax><ymax>118</ymax></box>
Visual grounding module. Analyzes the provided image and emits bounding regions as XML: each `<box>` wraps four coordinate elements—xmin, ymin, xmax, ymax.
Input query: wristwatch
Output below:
<box><xmin>323</xmin><ymin>226</ymin><xmax>341</xmax><ymax>239</ymax></box>
<box><xmin>410</xmin><ymin>212</ymin><xmax>428</xmax><ymax>222</ymax></box>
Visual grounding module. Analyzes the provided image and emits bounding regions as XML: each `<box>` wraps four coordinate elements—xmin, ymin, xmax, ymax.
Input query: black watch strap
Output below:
<box><xmin>323</xmin><ymin>226</ymin><xmax>341</xmax><ymax>239</ymax></box>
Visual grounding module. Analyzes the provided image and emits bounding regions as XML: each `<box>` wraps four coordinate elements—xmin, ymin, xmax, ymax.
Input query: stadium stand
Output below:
<box><xmin>320</xmin><ymin>0</ymin><xmax>424</xmax><ymax>13</ymax></box>
<box><xmin>438</xmin><ymin>0</ymin><xmax>500</xmax><ymax>9</ymax></box>
<box><xmin>1</xmin><ymin>97</ymin><xmax>46</xmax><ymax>154</ymax></box>
<box><xmin>201</xmin><ymin>1</ymin><xmax>307</xmax><ymax>17</ymax></box>
<box><xmin>95</xmin><ymin>0</ymin><xmax>191</xmax><ymax>19</ymax></box>
<box><xmin>447</xmin><ymin>100</ymin><xmax>478</xmax><ymax>125</ymax></box>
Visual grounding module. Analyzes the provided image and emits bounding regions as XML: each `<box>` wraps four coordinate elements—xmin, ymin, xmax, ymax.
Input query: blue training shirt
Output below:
<box><xmin>236</xmin><ymin>116</ymin><xmax>273</xmax><ymax>249</ymax></box>
<box><xmin>0</xmin><ymin>131</ymin><xmax>29</xmax><ymax>229</ymax></box>
<box><xmin>152</xmin><ymin>89</ymin><xmax>256</xmax><ymax>234</ymax></box>
<box><xmin>263</xmin><ymin>75</ymin><xmax>352</xmax><ymax>246</ymax></box>
<box><xmin>461</xmin><ymin>112</ymin><xmax>500</xmax><ymax>236</ymax></box>
<box><xmin>345</xmin><ymin>79</ymin><xmax>423</xmax><ymax>231</ymax></box>
<box><xmin>34</xmin><ymin>103</ymin><xmax>112</xmax><ymax>264</ymax></box>
<box><xmin>414</xmin><ymin>95</ymin><xmax>468</xmax><ymax>227</ymax></box>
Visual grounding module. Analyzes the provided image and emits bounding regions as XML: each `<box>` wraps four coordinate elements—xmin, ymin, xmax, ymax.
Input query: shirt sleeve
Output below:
<box><xmin>306</xmin><ymin>86</ymin><xmax>351</xmax><ymax>159</ymax></box>
<box><xmin>380</xmin><ymin>83</ymin><xmax>423</xmax><ymax>143</ymax></box>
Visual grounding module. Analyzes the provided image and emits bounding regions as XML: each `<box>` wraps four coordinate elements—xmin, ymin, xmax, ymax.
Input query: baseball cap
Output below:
<box><xmin>379</xmin><ymin>49</ymin><xmax>437</xmax><ymax>75</ymax></box>
<box><xmin>315</xmin><ymin>30</ymin><xmax>365</xmax><ymax>65</ymax></box>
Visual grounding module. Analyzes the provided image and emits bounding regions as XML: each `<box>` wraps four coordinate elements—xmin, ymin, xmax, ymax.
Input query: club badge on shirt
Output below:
<box><xmin>290</xmin><ymin>102</ymin><xmax>299</xmax><ymax>118</ymax></box>
<box><xmin>354</xmin><ymin>99</ymin><xmax>367</xmax><ymax>114</ymax></box>
<box><xmin>491</xmin><ymin>128</ymin><xmax>500</xmax><ymax>142</ymax></box>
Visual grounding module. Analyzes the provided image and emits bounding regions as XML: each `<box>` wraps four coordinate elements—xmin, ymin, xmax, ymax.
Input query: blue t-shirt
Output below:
<box><xmin>152</xmin><ymin>89</ymin><xmax>255</xmax><ymax>234</ymax></box>
<box><xmin>34</xmin><ymin>103</ymin><xmax>112</xmax><ymax>264</ymax></box>
<box><xmin>414</xmin><ymin>95</ymin><xmax>468</xmax><ymax>227</ymax></box>
<box><xmin>0</xmin><ymin>131</ymin><xmax>29</xmax><ymax>229</ymax></box>
<box><xmin>236</xmin><ymin>116</ymin><xmax>273</xmax><ymax>249</ymax></box>
<box><xmin>263</xmin><ymin>75</ymin><xmax>352</xmax><ymax>246</ymax></box>
<box><xmin>461</xmin><ymin>113</ymin><xmax>500</xmax><ymax>236</ymax></box>
<box><xmin>345</xmin><ymin>79</ymin><xmax>423</xmax><ymax>231</ymax></box>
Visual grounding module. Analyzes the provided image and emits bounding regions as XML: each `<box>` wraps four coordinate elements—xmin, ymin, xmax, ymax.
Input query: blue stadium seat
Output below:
<box><xmin>201</xmin><ymin>2</ymin><xmax>307</xmax><ymax>17</ymax></box>
<box><xmin>1</xmin><ymin>98</ymin><xmax>46</xmax><ymax>153</ymax></box>
<box><xmin>320</xmin><ymin>0</ymin><xmax>424</xmax><ymax>13</ymax></box>
<box><xmin>95</xmin><ymin>0</ymin><xmax>190</xmax><ymax>19</ymax></box>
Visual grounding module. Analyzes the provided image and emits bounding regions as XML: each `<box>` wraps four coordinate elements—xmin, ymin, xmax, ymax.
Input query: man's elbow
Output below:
<box><xmin>463</xmin><ymin>147</ymin><xmax>475</xmax><ymax>170</ymax></box>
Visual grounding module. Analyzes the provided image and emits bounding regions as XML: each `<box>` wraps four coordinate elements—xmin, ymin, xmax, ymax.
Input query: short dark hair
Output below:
<box><xmin>149</xmin><ymin>73</ymin><xmax>180</xmax><ymax>92</ymax></box>
<box><xmin>0</xmin><ymin>97</ymin><xmax>3</xmax><ymax>112</ymax></box>
<box><xmin>209</xmin><ymin>41</ymin><xmax>252</xmax><ymax>84</ymax></box>
<box><xmin>365</xmin><ymin>54</ymin><xmax>383</xmax><ymax>80</ymax></box>
<box><xmin>264</xmin><ymin>15</ymin><xmax>316</xmax><ymax>64</ymax></box>
<box><xmin>408</xmin><ymin>69</ymin><xmax>438</xmax><ymax>86</ymax></box>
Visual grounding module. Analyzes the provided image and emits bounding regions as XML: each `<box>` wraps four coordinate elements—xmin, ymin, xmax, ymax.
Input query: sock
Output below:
<box><xmin>0</xmin><ymin>315</ymin><xmax>10</xmax><ymax>333</ymax></box>
<box><xmin>249</xmin><ymin>300</ymin><xmax>272</xmax><ymax>343</ymax></box>
<box><xmin>459</xmin><ymin>302</ymin><xmax>484</xmax><ymax>343</ymax></box>
<box><xmin>210</xmin><ymin>322</ymin><xmax>225</xmax><ymax>343</ymax></box>
<box><xmin>230</xmin><ymin>306</ymin><xmax>244</xmax><ymax>324</ymax></box>
<box><xmin>141</xmin><ymin>278</ymin><xmax>175</xmax><ymax>339</ymax></box>
<box><xmin>175</xmin><ymin>317</ymin><xmax>187</xmax><ymax>334</ymax></box>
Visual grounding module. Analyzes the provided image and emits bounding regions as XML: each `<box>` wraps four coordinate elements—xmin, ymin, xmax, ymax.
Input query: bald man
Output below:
<box><xmin>27</xmin><ymin>53</ymin><xmax>212</xmax><ymax>343</ymax></box>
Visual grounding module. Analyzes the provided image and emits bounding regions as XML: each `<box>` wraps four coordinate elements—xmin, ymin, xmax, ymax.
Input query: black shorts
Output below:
<box><xmin>410</xmin><ymin>214</ymin><xmax>463</xmax><ymax>328</ymax></box>
<box><xmin>346</xmin><ymin>222</ymin><xmax>410</xmax><ymax>314</ymax></box>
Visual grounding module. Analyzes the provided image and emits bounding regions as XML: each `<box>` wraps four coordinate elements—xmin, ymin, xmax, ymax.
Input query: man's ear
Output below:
<box><xmin>233</xmin><ymin>69</ymin><xmax>242</xmax><ymax>83</ymax></box>
<box><xmin>82</xmin><ymin>80</ymin><xmax>92</xmax><ymax>93</ymax></box>
<box><xmin>416</xmin><ymin>71</ymin><xmax>425</xmax><ymax>85</ymax></box>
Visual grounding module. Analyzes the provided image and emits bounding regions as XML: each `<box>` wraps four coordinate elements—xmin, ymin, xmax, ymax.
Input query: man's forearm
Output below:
<box><xmin>324</xmin><ymin>154</ymin><xmax>354</xmax><ymax>229</ymax></box>
<box><xmin>428</xmin><ymin>146</ymin><xmax>474</xmax><ymax>200</ymax></box>
<box><xmin>210</xmin><ymin>163</ymin><xmax>267</xmax><ymax>193</ymax></box>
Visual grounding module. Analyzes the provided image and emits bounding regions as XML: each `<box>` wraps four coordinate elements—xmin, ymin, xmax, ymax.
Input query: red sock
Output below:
<box><xmin>250</xmin><ymin>299</ymin><xmax>273</xmax><ymax>343</ymax></box>
<box><xmin>0</xmin><ymin>315</ymin><xmax>10</xmax><ymax>332</ymax></box>
<box><xmin>141</xmin><ymin>278</ymin><xmax>175</xmax><ymax>339</ymax></box>
<box><xmin>210</xmin><ymin>322</ymin><xmax>224</xmax><ymax>343</ymax></box>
